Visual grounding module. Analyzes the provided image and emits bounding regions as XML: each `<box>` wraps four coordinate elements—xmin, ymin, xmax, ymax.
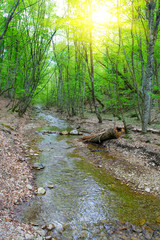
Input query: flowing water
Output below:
<box><xmin>17</xmin><ymin>111</ymin><xmax>160</xmax><ymax>239</ymax></box>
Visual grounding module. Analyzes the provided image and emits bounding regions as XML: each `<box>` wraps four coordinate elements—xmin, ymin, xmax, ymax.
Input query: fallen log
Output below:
<box><xmin>80</xmin><ymin>127</ymin><xmax>125</xmax><ymax>144</ymax></box>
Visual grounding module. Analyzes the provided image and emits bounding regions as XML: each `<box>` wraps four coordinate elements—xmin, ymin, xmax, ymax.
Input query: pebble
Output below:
<box><xmin>54</xmin><ymin>222</ymin><xmax>63</xmax><ymax>233</ymax></box>
<box><xmin>69</xmin><ymin>129</ymin><xmax>79</xmax><ymax>135</ymax></box>
<box><xmin>46</xmin><ymin>223</ymin><xmax>56</xmax><ymax>230</ymax></box>
<box><xmin>37</xmin><ymin>187</ymin><xmax>46</xmax><ymax>195</ymax></box>
<box><xmin>145</xmin><ymin>187</ymin><xmax>151</xmax><ymax>193</ymax></box>
<box><xmin>26</xmin><ymin>184</ymin><xmax>33</xmax><ymax>190</ymax></box>
<box><xmin>33</xmin><ymin>163</ymin><xmax>45</xmax><ymax>170</ymax></box>
<box><xmin>45</xmin><ymin>236</ymin><xmax>52</xmax><ymax>240</ymax></box>
<box><xmin>61</xmin><ymin>131</ymin><xmax>68</xmax><ymax>135</ymax></box>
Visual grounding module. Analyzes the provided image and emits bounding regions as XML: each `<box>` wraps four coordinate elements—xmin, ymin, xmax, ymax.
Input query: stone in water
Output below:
<box><xmin>70</xmin><ymin>129</ymin><xmax>79</xmax><ymax>135</ymax></box>
<box><xmin>37</xmin><ymin>187</ymin><xmax>46</xmax><ymax>195</ymax></box>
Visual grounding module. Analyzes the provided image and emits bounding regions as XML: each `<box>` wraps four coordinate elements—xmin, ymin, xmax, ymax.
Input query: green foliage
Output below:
<box><xmin>0</xmin><ymin>0</ymin><xmax>160</xmax><ymax>128</ymax></box>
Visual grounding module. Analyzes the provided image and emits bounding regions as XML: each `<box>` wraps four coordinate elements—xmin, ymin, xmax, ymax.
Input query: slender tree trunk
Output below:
<box><xmin>154</xmin><ymin>59</ymin><xmax>160</xmax><ymax>112</ymax></box>
<box><xmin>141</xmin><ymin>0</ymin><xmax>160</xmax><ymax>133</ymax></box>
<box><xmin>89</xmin><ymin>37</ymin><xmax>102</xmax><ymax>123</ymax></box>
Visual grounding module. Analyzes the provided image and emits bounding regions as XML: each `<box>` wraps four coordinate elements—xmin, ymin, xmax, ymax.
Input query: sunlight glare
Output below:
<box><xmin>92</xmin><ymin>2</ymin><xmax>117</xmax><ymax>26</ymax></box>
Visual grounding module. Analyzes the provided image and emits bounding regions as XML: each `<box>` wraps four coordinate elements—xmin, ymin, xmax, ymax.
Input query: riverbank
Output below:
<box><xmin>0</xmin><ymin>98</ymin><xmax>46</xmax><ymax>239</ymax></box>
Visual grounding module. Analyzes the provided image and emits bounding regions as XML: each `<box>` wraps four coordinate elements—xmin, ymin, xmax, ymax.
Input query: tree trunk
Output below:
<box><xmin>80</xmin><ymin>127</ymin><xmax>125</xmax><ymax>144</ymax></box>
<box><xmin>141</xmin><ymin>0</ymin><xmax>160</xmax><ymax>133</ymax></box>
<box><xmin>142</xmin><ymin>43</ymin><xmax>154</xmax><ymax>132</ymax></box>
<box><xmin>89</xmin><ymin>37</ymin><xmax>102</xmax><ymax>123</ymax></box>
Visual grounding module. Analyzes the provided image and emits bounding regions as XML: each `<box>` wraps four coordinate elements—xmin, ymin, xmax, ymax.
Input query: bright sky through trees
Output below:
<box><xmin>92</xmin><ymin>0</ymin><xmax>117</xmax><ymax>25</ymax></box>
<box><xmin>55</xmin><ymin>0</ymin><xmax>65</xmax><ymax>17</ymax></box>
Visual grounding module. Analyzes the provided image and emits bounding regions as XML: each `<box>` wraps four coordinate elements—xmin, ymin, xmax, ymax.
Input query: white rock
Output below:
<box><xmin>46</xmin><ymin>223</ymin><xmax>55</xmax><ymax>231</ymax></box>
<box><xmin>45</xmin><ymin>236</ymin><xmax>52</xmax><ymax>240</ymax></box>
<box><xmin>61</xmin><ymin>131</ymin><xmax>68</xmax><ymax>135</ymax></box>
<box><xmin>26</xmin><ymin>184</ymin><xmax>33</xmax><ymax>190</ymax></box>
<box><xmin>37</xmin><ymin>187</ymin><xmax>46</xmax><ymax>195</ymax></box>
<box><xmin>54</xmin><ymin>222</ymin><xmax>63</xmax><ymax>233</ymax></box>
<box><xmin>78</xmin><ymin>132</ymin><xmax>83</xmax><ymax>135</ymax></box>
<box><xmin>145</xmin><ymin>187</ymin><xmax>150</xmax><ymax>192</ymax></box>
<box><xmin>69</xmin><ymin>129</ymin><xmax>79</xmax><ymax>135</ymax></box>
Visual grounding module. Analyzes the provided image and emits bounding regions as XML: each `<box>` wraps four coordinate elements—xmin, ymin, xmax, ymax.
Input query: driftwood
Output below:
<box><xmin>80</xmin><ymin>127</ymin><xmax>125</xmax><ymax>144</ymax></box>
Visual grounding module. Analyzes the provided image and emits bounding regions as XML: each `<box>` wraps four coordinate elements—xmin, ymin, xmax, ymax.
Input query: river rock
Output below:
<box><xmin>46</xmin><ymin>223</ymin><xmax>56</xmax><ymax>230</ymax></box>
<box><xmin>145</xmin><ymin>187</ymin><xmax>150</xmax><ymax>193</ymax></box>
<box><xmin>69</xmin><ymin>129</ymin><xmax>79</xmax><ymax>135</ymax></box>
<box><xmin>33</xmin><ymin>163</ymin><xmax>45</xmax><ymax>170</ymax></box>
<box><xmin>37</xmin><ymin>187</ymin><xmax>46</xmax><ymax>195</ymax></box>
<box><xmin>53</xmin><ymin>222</ymin><xmax>63</xmax><ymax>233</ymax></box>
<box><xmin>48</xmin><ymin>185</ymin><xmax>54</xmax><ymax>189</ymax></box>
<box><xmin>60</xmin><ymin>131</ymin><xmax>69</xmax><ymax>135</ymax></box>
<box><xmin>26</xmin><ymin>184</ymin><xmax>33</xmax><ymax>190</ymax></box>
<box><xmin>45</xmin><ymin>236</ymin><xmax>52</xmax><ymax>240</ymax></box>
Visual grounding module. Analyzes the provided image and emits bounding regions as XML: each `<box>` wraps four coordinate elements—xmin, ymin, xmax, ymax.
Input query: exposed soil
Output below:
<box><xmin>0</xmin><ymin>97</ymin><xmax>160</xmax><ymax>239</ymax></box>
<box><xmin>0</xmin><ymin>98</ymin><xmax>46</xmax><ymax>239</ymax></box>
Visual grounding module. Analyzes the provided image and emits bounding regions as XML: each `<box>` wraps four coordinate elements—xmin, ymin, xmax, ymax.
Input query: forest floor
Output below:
<box><xmin>0</xmin><ymin>96</ymin><xmax>160</xmax><ymax>239</ymax></box>
<box><xmin>0</xmin><ymin>97</ymin><xmax>47</xmax><ymax>239</ymax></box>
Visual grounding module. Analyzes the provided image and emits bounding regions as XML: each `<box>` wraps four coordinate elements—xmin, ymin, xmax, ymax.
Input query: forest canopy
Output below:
<box><xmin>0</xmin><ymin>0</ymin><xmax>160</xmax><ymax>133</ymax></box>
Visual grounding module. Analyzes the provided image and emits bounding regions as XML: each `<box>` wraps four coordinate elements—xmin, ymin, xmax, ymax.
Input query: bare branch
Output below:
<box><xmin>0</xmin><ymin>0</ymin><xmax>20</xmax><ymax>40</ymax></box>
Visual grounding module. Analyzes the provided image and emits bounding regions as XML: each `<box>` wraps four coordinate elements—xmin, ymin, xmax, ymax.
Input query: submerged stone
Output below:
<box><xmin>33</xmin><ymin>163</ymin><xmax>45</xmax><ymax>170</ymax></box>
<box><xmin>37</xmin><ymin>187</ymin><xmax>46</xmax><ymax>195</ymax></box>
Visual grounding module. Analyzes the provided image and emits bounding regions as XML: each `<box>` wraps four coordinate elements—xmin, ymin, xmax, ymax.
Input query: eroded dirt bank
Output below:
<box><xmin>0</xmin><ymin>98</ymin><xmax>46</xmax><ymax>239</ymax></box>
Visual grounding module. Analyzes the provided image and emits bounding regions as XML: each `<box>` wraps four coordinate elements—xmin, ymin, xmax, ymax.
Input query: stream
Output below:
<box><xmin>17</xmin><ymin>110</ymin><xmax>160</xmax><ymax>239</ymax></box>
